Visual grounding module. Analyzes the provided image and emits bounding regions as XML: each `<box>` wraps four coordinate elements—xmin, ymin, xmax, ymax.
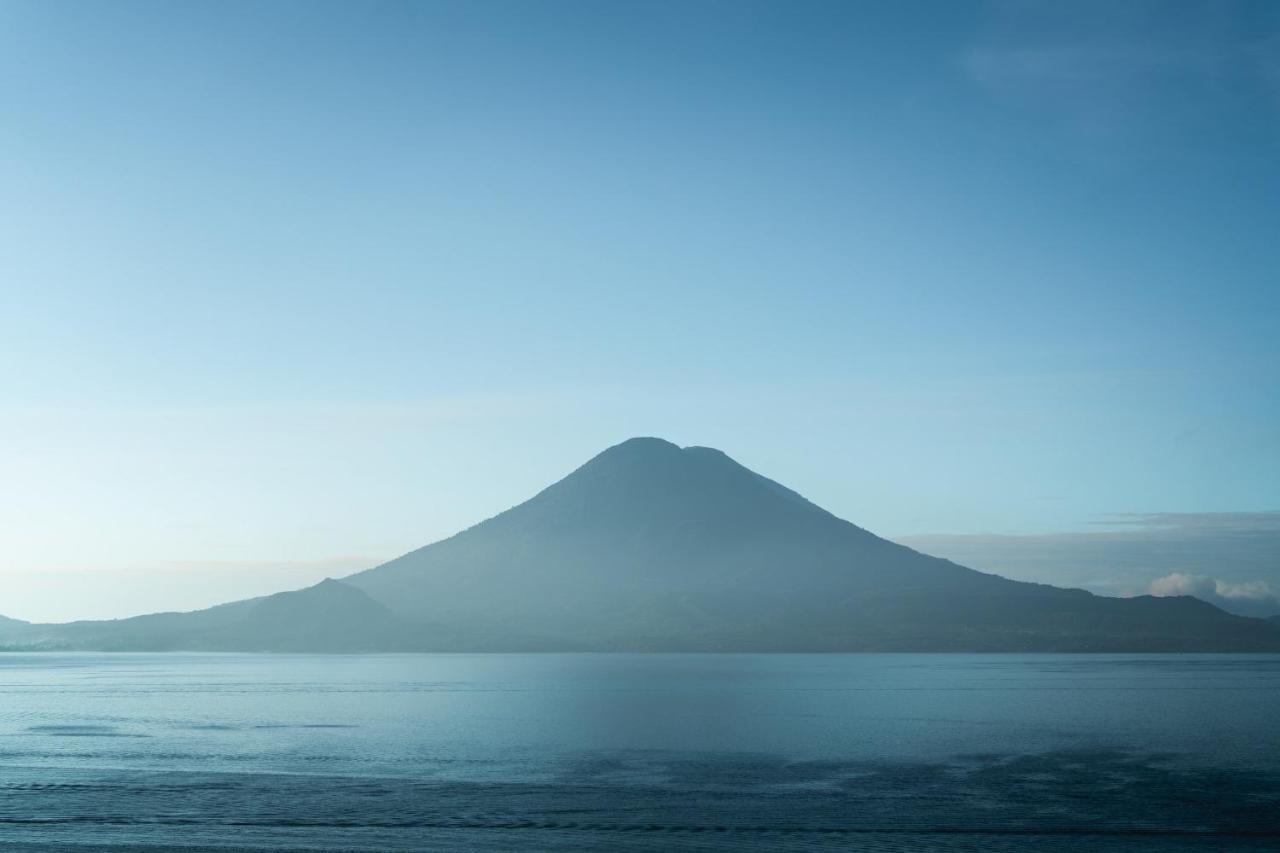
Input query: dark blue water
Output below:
<box><xmin>0</xmin><ymin>653</ymin><xmax>1277</xmax><ymax>851</ymax></box>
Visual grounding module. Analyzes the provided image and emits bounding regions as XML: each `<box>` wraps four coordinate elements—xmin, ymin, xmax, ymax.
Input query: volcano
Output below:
<box><xmin>344</xmin><ymin>437</ymin><xmax>1280</xmax><ymax>652</ymax></box>
<box><xmin>6</xmin><ymin>437</ymin><xmax>1279</xmax><ymax>652</ymax></box>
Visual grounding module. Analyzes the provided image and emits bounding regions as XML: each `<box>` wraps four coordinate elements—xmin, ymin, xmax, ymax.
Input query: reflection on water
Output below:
<box><xmin>0</xmin><ymin>653</ymin><xmax>1276</xmax><ymax>851</ymax></box>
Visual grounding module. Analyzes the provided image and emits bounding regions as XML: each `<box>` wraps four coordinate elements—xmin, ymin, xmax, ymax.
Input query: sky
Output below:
<box><xmin>1</xmin><ymin>0</ymin><xmax>1277</xmax><ymax>622</ymax></box>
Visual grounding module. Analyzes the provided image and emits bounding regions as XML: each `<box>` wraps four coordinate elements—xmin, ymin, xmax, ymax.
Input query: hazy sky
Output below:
<box><xmin>2</xmin><ymin>1</ymin><xmax>1278</xmax><ymax>621</ymax></box>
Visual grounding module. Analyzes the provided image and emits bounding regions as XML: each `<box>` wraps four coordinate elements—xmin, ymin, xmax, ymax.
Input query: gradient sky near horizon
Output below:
<box><xmin>2</xmin><ymin>0</ymin><xmax>1278</xmax><ymax>622</ymax></box>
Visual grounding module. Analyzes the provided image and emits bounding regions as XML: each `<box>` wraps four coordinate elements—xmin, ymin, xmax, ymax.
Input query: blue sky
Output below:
<box><xmin>2</xmin><ymin>0</ymin><xmax>1278</xmax><ymax>621</ymax></box>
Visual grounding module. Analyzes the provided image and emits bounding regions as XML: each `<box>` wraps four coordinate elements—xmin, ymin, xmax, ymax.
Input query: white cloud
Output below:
<box><xmin>1212</xmin><ymin>578</ymin><xmax>1277</xmax><ymax>602</ymax></box>
<box><xmin>1149</xmin><ymin>572</ymin><xmax>1280</xmax><ymax>618</ymax></box>
<box><xmin>1149</xmin><ymin>571</ymin><xmax>1217</xmax><ymax>598</ymax></box>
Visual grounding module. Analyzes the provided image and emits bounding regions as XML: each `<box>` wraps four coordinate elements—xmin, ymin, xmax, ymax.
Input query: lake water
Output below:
<box><xmin>0</xmin><ymin>653</ymin><xmax>1276</xmax><ymax>851</ymax></box>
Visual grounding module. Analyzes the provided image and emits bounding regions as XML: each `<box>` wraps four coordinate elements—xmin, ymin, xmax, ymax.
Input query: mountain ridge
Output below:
<box><xmin>0</xmin><ymin>579</ymin><xmax>402</xmax><ymax>652</ymax></box>
<box><xmin>4</xmin><ymin>438</ymin><xmax>1279</xmax><ymax>652</ymax></box>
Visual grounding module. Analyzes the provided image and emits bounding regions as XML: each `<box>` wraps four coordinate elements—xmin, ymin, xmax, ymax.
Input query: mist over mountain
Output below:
<box><xmin>5</xmin><ymin>438</ymin><xmax>1279</xmax><ymax>652</ymax></box>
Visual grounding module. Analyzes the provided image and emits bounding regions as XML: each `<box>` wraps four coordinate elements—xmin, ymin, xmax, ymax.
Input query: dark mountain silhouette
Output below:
<box><xmin>0</xmin><ymin>580</ymin><xmax>405</xmax><ymax>652</ymax></box>
<box><xmin>344</xmin><ymin>438</ymin><xmax>1280</xmax><ymax>651</ymax></box>
<box><xmin>0</xmin><ymin>614</ymin><xmax>28</xmax><ymax>641</ymax></box>
<box><xmin>234</xmin><ymin>578</ymin><xmax>407</xmax><ymax>652</ymax></box>
<box><xmin>4</xmin><ymin>438</ymin><xmax>1279</xmax><ymax>652</ymax></box>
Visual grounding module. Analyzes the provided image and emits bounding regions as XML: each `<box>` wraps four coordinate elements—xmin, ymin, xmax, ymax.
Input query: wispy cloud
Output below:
<box><xmin>962</xmin><ymin>0</ymin><xmax>1280</xmax><ymax>136</ymax></box>
<box><xmin>152</xmin><ymin>556</ymin><xmax>385</xmax><ymax>575</ymax></box>
<box><xmin>899</xmin><ymin>510</ymin><xmax>1280</xmax><ymax>618</ymax></box>
<box><xmin>1094</xmin><ymin>511</ymin><xmax>1280</xmax><ymax>533</ymax></box>
<box><xmin>964</xmin><ymin>41</ymin><xmax>1215</xmax><ymax>94</ymax></box>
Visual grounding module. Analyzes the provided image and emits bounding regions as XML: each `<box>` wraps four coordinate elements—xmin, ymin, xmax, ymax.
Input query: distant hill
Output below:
<box><xmin>0</xmin><ymin>614</ymin><xmax>28</xmax><ymax>639</ymax></box>
<box><xmin>0</xmin><ymin>580</ymin><xmax>406</xmax><ymax>652</ymax></box>
<box><xmin>5</xmin><ymin>438</ymin><xmax>1280</xmax><ymax>652</ymax></box>
<box><xmin>234</xmin><ymin>578</ymin><xmax>407</xmax><ymax>652</ymax></box>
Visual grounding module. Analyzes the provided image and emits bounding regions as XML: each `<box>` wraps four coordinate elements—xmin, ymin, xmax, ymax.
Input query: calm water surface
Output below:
<box><xmin>0</xmin><ymin>653</ymin><xmax>1276</xmax><ymax>851</ymax></box>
